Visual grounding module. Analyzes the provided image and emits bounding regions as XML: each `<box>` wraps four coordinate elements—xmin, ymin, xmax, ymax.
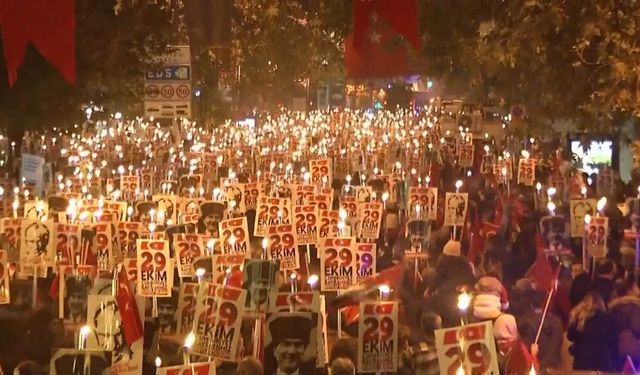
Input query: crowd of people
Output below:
<box><xmin>0</xmin><ymin>108</ymin><xmax>638</xmax><ymax>375</ymax></box>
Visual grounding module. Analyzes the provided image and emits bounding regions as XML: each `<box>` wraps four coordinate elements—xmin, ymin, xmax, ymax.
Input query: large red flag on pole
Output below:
<box><xmin>115</xmin><ymin>265</ymin><xmax>144</xmax><ymax>346</ymax></box>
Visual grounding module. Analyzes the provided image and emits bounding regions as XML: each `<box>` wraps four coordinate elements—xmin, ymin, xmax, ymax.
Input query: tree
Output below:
<box><xmin>0</xmin><ymin>0</ymin><xmax>181</xmax><ymax>144</ymax></box>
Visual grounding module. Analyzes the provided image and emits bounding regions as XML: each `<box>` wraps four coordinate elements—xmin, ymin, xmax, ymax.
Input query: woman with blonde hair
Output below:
<box><xmin>567</xmin><ymin>291</ymin><xmax>617</xmax><ymax>371</ymax></box>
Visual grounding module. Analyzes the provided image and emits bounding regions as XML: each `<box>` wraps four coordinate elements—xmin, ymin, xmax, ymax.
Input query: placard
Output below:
<box><xmin>569</xmin><ymin>199</ymin><xmax>596</xmax><ymax>238</ymax></box>
<box><xmin>243</xmin><ymin>259</ymin><xmax>279</xmax><ymax>314</ymax></box>
<box><xmin>244</xmin><ymin>182</ymin><xmax>263</xmax><ymax>210</ymax></box>
<box><xmin>136</xmin><ymin>239</ymin><xmax>173</xmax><ymax>297</ymax></box>
<box><xmin>1</xmin><ymin>218</ymin><xmax>23</xmax><ymax>262</ymax></box>
<box><xmin>294</xmin><ymin>205</ymin><xmax>318</xmax><ymax>245</ymax></box>
<box><xmin>597</xmin><ymin>168</ymin><xmax>614</xmax><ymax>196</ymax></box>
<box><xmin>408</xmin><ymin>187</ymin><xmax>438</xmax><ymax>220</ymax></box>
<box><xmin>309</xmin><ymin>158</ymin><xmax>332</xmax><ymax>185</ymax></box>
<box><xmin>19</xmin><ymin>219</ymin><xmax>53</xmax><ymax>276</ymax></box>
<box><xmin>254</xmin><ymin>196</ymin><xmax>289</xmax><ymax>236</ymax></box>
<box><xmin>93</xmin><ymin>223</ymin><xmax>113</xmax><ymax>271</ymax></box>
<box><xmin>434</xmin><ymin>321</ymin><xmax>500</xmax><ymax>375</ymax></box>
<box><xmin>358</xmin><ymin>203</ymin><xmax>383</xmax><ymax>239</ymax></box>
<box><xmin>340</xmin><ymin>196</ymin><xmax>358</xmax><ymax>219</ymax></box>
<box><xmin>517</xmin><ymin>158</ymin><xmax>536</xmax><ymax>186</ymax></box>
<box><xmin>219</xmin><ymin>217</ymin><xmax>250</xmax><ymax>257</ymax></box>
<box><xmin>53</xmin><ymin>223</ymin><xmax>81</xmax><ymax>266</ymax></box>
<box><xmin>458</xmin><ymin>143</ymin><xmax>474</xmax><ymax>168</ymax></box>
<box><xmin>192</xmin><ymin>283</ymin><xmax>246</xmax><ymax>361</ymax></box>
<box><xmin>176</xmin><ymin>282</ymin><xmax>198</xmax><ymax>335</ymax></box>
<box><xmin>356</xmin><ymin>243</ymin><xmax>376</xmax><ymax>283</ymax></box>
<box><xmin>175</xmin><ymin>233</ymin><xmax>204</xmax><ymax>278</ymax></box>
<box><xmin>293</xmin><ymin>184</ymin><xmax>317</xmax><ymax>205</ymax></box>
<box><xmin>313</xmin><ymin>193</ymin><xmax>333</xmax><ymax>211</ymax></box>
<box><xmin>264</xmin><ymin>311</ymin><xmax>319</xmax><ymax>375</ymax></box>
<box><xmin>118</xmin><ymin>222</ymin><xmax>142</xmax><ymax>258</ymax></box>
<box><xmin>156</xmin><ymin>362</ymin><xmax>217</xmax><ymax>375</ymax></box>
<box><xmin>267</xmin><ymin>224</ymin><xmax>299</xmax><ymax>270</ymax></box>
<box><xmin>212</xmin><ymin>253</ymin><xmax>244</xmax><ymax>286</ymax></box>
<box><xmin>320</xmin><ymin>237</ymin><xmax>356</xmax><ymax>291</ymax></box>
<box><xmin>152</xmin><ymin>194</ymin><xmax>177</xmax><ymax>225</ymax></box>
<box><xmin>0</xmin><ymin>250</ymin><xmax>9</xmax><ymax>305</ymax></box>
<box><xmin>318</xmin><ymin>209</ymin><xmax>339</xmax><ymax>239</ymax></box>
<box><xmin>120</xmin><ymin>175</ymin><xmax>140</xmax><ymax>202</ymax></box>
<box><xmin>444</xmin><ymin>193</ymin><xmax>469</xmax><ymax>227</ymax></box>
<box><xmin>588</xmin><ymin>216</ymin><xmax>608</xmax><ymax>258</ymax></box>
<box><xmin>357</xmin><ymin>301</ymin><xmax>399</xmax><ymax>373</ymax></box>
<box><xmin>58</xmin><ymin>265</ymin><xmax>95</xmax><ymax>323</ymax></box>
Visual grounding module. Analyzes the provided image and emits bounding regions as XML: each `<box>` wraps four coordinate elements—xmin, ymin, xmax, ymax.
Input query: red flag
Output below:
<box><xmin>116</xmin><ymin>266</ymin><xmax>144</xmax><ymax>346</ymax></box>
<box><xmin>332</xmin><ymin>264</ymin><xmax>404</xmax><ymax>312</ymax></box>
<box><xmin>0</xmin><ymin>0</ymin><xmax>76</xmax><ymax>87</ymax></box>
<box><xmin>525</xmin><ymin>233</ymin><xmax>555</xmax><ymax>291</ymax></box>
<box><xmin>353</xmin><ymin>0</ymin><xmax>420</xmax><ymax>51</ymax></box>
<box><xmin>344</xmin><ymin>24</ymin><xmax>409</xmax><ymax>79</ymax></box>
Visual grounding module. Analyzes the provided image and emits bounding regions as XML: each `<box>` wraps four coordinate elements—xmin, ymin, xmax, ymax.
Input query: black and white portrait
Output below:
<box><xmin>198</xmin><ymin>202</ymin><xmax>226</xmax><ymax>237</ymax></box>
<box><xmin>243</xmin><ymin>259</ymin><xmax>279</xmax><ymax>313</ymax></box>
<box><xmin>156</xmin><ymin>288</ymin><xmax>178</xmax><ymax>335</ymax></box>
<box><xmin>135</xmin><ymin>201</ymin><xmax>157</xmax><ymax>227</ymax></box>
<box><xmin>64</xmin><ymin>275</ymin><xmax>91</xmax><ymax>324</ymax></box>
<box><xmin>50</xmin><ymin>348</ymin><xmax>110</xmax><ymax>375</ymax></box>
<box><xmin>20</xmin><ymin>219</ymin><xmax>52</xmax><ymax>266</ymax></box>
<box><xmin>444</xmin><ymin>193</ymin><xmax>468</xmax><ymax>227</ymax></box>
<box><xmin>264</xmin><ymin>312</ymin><xmax>318</xmax><ymax>375</ymax></box>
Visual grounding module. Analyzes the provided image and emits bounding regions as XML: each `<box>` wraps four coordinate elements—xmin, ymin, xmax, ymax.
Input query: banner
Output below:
<box><xmin>357</xmin><ymin>301</ymin><xmax>399</xmax><ymax>373</ymax></box>
<box><xmin>434</xmin><ymin>321</ymin><xmax>500</xmax><ymax>375</ymax></box>
<box><xmin>175</xmin><ymin>233</ymin><xmax>204</xmax><ymax>278</ymax></box>
<box><xmin>358</xmin><ymin>202</ymin><xmax>383</xmax><ymax>239</ymax></box>
<box><xmin>569</xmin><ymin>199</ymin><xmax>596</xmax><ymax>238</ymax></box>
<box><xmin>136</xmin><ymin>239</ymin><xmax>173</xmax><ymax>297</ymax></box>
<box><xmin>588</xmin><ymin>216</ymin><xmax>608</xmax><ymax>258</ymax></box>
<box><xmin>294</xmin><ymin>205</ymin><xmax>318</xmax><ymax>245</ymax></box>
<box><xmin>219</xmin><ymin>217</ymin><xmax>250</xmax><ymax>256</ymax></box>
<box><xmin>267</xmin><ymin>224</ymin><xmax>299</xmax><ymax>270</ymax></box>
<box><xmin>517</xmin><ymin>158</ymin><xmax>535</xmax><ymax>186</ymax></box>
<box><xmin>320</xmin><ymin>237</ymin><xmax>356</xmax><ymax>291</ymax></box>
<box><xmin>408</xmin><ymin>187</ymin><xmax>438</xmax><ymax>220</ymax></box>
<box><xmin>0</xmin><ymin>250</ymin><xmax>9</xmax><ymax>304</ymax></box>
<box><xmin>444</xmin><ymin>193</ymin><xmax>469</xmax><ymax>227</ymax></box>
<box><xmin>176</xmin><ymin>282</ymin><xmax>198</xmax><ymax>335</ymax></box>
<box><xmin>356</xmin><ymin>243</ymin><xmax>376</xmax><ymax>283</ymax></box>
<box><xmin>156</xmin><ymin>362</ymin><xmax>217</xmax><ymax>375</ymax></box>
<box><xmin>192</xmin><ymin>283</ymin><xmax>246</xmax><ymax>361</ymax></box>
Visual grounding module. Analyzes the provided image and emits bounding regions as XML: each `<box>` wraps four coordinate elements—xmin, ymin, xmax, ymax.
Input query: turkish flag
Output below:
<box><xmin>344</xmin><ymin>27</ymin><xmax>409</xmax><ymax>79</ymax></box>
<box><xmin>353</xmin><ymin>0</ymin><xmax>420</xmax><ymax>51</ymax></box>
<box><xmin>0</xmin><ymin>0</ymin><xmax>76</xmax><ymax>87</ymax></box>
<box><xmin>115</xmin><ymin>266</ymin><xmax>144</xmax><ymax>346</ymax></box>
<box><xmin>525</xmin><ymin>233</ymin><xmax>556</xmax><ymax>291</ymax></box>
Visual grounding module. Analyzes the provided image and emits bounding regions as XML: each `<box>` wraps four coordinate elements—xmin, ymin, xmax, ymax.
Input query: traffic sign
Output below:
<box><xmin>145</xmin><ymin>83</ymin><xmax>191</xmax><ymax>101</ymax></box>
<box><xmin>145</xmin><ymin>66</ymin><xmax>191</xmax><ymax>81</ymax></box>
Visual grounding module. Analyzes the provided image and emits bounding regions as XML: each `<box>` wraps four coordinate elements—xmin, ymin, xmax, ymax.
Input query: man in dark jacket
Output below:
<box><xmin>609</xmin><ymin>279</ymin><xmax>640</xmax><ymax>370</ymax></box>
<box><xmin>517</xmin><ymin>289</ymin><xmax>563</xmax><ymax>370</ymax></box>
<box><xmin>593</xmin><ymin>258</ymin><xmax>616</xmax><ymax>304</ymax></box>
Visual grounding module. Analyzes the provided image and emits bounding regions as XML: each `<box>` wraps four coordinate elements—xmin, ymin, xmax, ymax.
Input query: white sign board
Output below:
<box><xmin>144</xmin><ymin>45</ymin><xmax>192</xmax><ymax>119</ymax></box>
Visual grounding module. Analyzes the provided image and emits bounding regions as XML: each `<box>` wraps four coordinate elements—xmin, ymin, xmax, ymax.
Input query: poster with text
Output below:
<box><xmin>120</xmin><ymin>175</ymin><xmax>140</xmax><ymax>202</ymax></box>
<box><xmin>517</xmin><ymin>158</ymin><xmax>536</xmax><ymax>186</ymax></box>
<box><xmin>219</xmin><ymin>217</ymin><xmax>250</xmax><ymax>257</ymax></box>
<box><xmin>357</xmin><ymin>301</ymin><xmax>399</xmax><ymax>373</ymax></box>
<box><xmin>267</xmin><ymin>224</ymin><xmax>299</xmax><ymax>270</ymax></box>
<box><xmin>192</xmin><ymin>283</ymin><xmax>246</xmax><ymax>361</ymax></box>
<box><xmin>309</xmin><ymin>158</ymin><xmax>332</xmax><ymax>185</ymax></box>
<box><xmin>118</xmin><ymin>222</ymin><xmax>142</xmax><ymax>258</ymax></box>
<box><xmin>318</xmin><ymin>209</ymin><xmax>339</xmax><ymax>239</ymax></box>
<box><xmin>136</xmin><ymin>239</ymin><xmax>173</xmax><ymax>297</ymax></box>
<box><xmin>588</xmin><ymin>216</ymin><xmax>609</xmax><ymax>258</ymax></box>
<box><xmin>434</xmin><ymin>321</ymin><xmax>499</xmax><ymax>375</ymax></box>
<box><xmin>458</xmin><ymin>143</ymin><xmax>474</xmax><ymax>168</ymax></box>
<box><xmin>320</xmin><ymin>237</ymin><xmax>356</xmax><ymax>291</ymax></box>
<box><xmin>176</xmin><ymin>282</ymin><xmax>198</xmax><ymax>335</ymax></box>
<box><xmin>294</xmin><ymin>205</ymin><xmax>318</xmax><ymax>245</ymax></box>
<box><xmin>53</xmin><ymin>223</ymin><xmax>81</xmax><ymax>266</ymax></box>
<box><xmin>1</xmin><ymin>218</ymin><xmax>23</xmax><ymax>262</ymax></box>
<box><xmin>292</xmin><ymin>184</ymin><xmax>316</xmax><ymax>205</ymax></box>
<box><xmin>94</xmin><ymin>222</ymin><xmax>113</xmax><ymax>271</ymax></box>
<box><xmin>408</xmin><ymin>187</ymin><xmax>438</xmax><ymax>221</ymax></box>
<box><xmin>254</xmin><ymin>196</ymin><xmax>289</xmax><ymax>236</ymax></box>
<box><xmin>356</xmin><ymin>243</ymin><xmax>376</xmax><ymax>284</ymax></box>
<box><xmin>212</xmin><ymin>253</ymin><xmax>244</xmax><ymax>286</ymax></box>
<box><xmin>175</xmin><ymin>233</ymin><xmax>204</xmax><ymax>278</ymax></box>
<box><xmin>358</xmin><ymin>203</ymin><xmax>383</xmax><ymax>239</ymax></box>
